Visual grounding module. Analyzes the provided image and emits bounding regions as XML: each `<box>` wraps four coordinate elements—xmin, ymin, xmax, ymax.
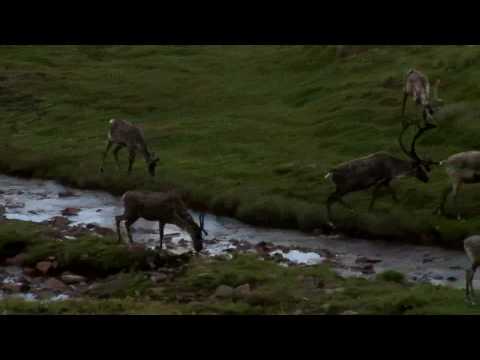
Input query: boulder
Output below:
<box><xmin>214</xmin><ymin>285</ymin><xmax>234</xmax><ymax>299</ymax></box>
<box><xmin>61</xmin><ymin>273</ymin><xmax>87</xmax><ymax>285</ymax></box>
<box><xmin>36</xmin><ymin>261</ymin><xmax>54</xmax><ymax>275</ymax></box>
<box><xmin>50</xmin><ymin>216</ymin><xmax>70</xmax><ymax>227</ymax></box>
<box><xmin>5</xmin><ymin>253</ymin><xmax>27</xmax><ymax>266</ymax></box>
<box><xmin>62</xmin><ymin>208</ymin><xmax>80</xmax><ymax>216</ymax></box>
<box><xmin>44</xmin><ymin>277</ymin><xmax>68</xmax><ymax>292</ymax></box>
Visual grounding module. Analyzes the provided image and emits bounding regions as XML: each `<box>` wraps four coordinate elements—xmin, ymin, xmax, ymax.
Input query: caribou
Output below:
<box><xmin>434</xmin><ymin>151</ymin><xmax>480</xmax><ymax>220</ymax></box>
<box><xmin>100</xmin><ymin>119</ymin><xmax>160</xmax><ymax>177</ymax></box>
<box><xmin>115</xmin><ymin>190</ymin><xmax>207</xmax><ymax>253</ymax></box>
<box><xmin>402</xmin><ymin>69</ymin><xmax>442</xmax><ymax>127</ymax></box>
<box><xmin>325</xmin><ymin>124</ymin><xmax>438</xmax><ymax>227</ymax></box>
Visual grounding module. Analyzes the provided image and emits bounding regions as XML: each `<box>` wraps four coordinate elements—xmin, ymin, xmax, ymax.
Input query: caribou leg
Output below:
<box><xmin>401</xmin><ymin>92</ymin><xmax>408</xmax><ymax>117</ymax></box>
<box><xmin>452</xmin><ymin>180</ymin><xmax>463</xmax><ymax>220</ymax></box>
<box><xmin>124</xmin><ymin>217</ymin><xmax>138</xmax><ymax>244</ymax></box>
<box><xmin>434</xmin><ymin>184</ymin><xmax>454</xmax><ymax>216</ymax></box>
<box><xmin>100</xmin><ymin>140</ymin><xmax>113</xmax><ymax>173</ymax></box>
<box><xmin>115</xmin><ymin>215</ymin><xmax>125</xmax><ymax>243</ymax></box>
<box><xmin>127</xmin><ymin>149</ymin><xmax>136</xmax><ymax>175</ymax></box>
<box><xmin>159</xmin><ymin>222</ymin><xmax>165</xmax><ymax>250</ymax></box>
<box><xmin>113</xmin><ymin>144</ymin><xmax>125</xmax><ymax>170</ymax></box>
<box><xmin>466</xmin><ymin>264</ymin><xmax>477</xmax><ymax>304</ymax></box>
<box><xmin>327</xmin><ymin>190</ymin><xmax>352</xmax><ymax>227</ymax></box>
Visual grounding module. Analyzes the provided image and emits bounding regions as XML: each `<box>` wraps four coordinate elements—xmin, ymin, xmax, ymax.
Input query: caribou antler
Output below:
<box><xmin>399</xmin><ymin>123</ymin><xmax>437</xmax><ymax>164</ymax></box>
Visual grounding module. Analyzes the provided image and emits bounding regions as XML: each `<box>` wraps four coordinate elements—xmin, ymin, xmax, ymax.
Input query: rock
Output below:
<box><xmin>5</xmin><ymin>200</ymin><xmax>25</xmax><ymax>209</ymax></box>
<box><xmin>234</xmin><ymin>283</ymin><xmax>251</xmax><ymax>297</ymax></box>
<box><xmin>255</xmin><ymin>241</ymin><xmax>273</xmax><ymax>255</ymax></box>
<box><xmin>44</xmin><ymin>278</ymin><xmax>68</xmax><ymax>292</ymax></box>
<box><xmin>61</xmin><ymin>273</ymin><xmax>87</xmax><ymax>285</ymax></box>
<box><xmin>86</xmin><ymin>223</ymin><xmax>96</xmax><ymax>229</ymax></box>
<box><xmin>422</xmin><ymin>258</ymin><xmax>434</xmax><ymax>264</ymax></box>
<box><xmin>214</xmin><ymin>285</ymin><xmax>234</xmax><ymax>299</ymax></box>
<box><xmin>62</xmin><ymin>207</ymin><xmax>80</xmax><ymax>216</ymax></box>
<box><xmin>432</xmin><ymin>274</ymin><xmax>444</xmax><ymax>281</ymax></box>
<box><xmin>150</xmin><ymin>273</ymin><xmax>168</xmax><ymax>283</ymax></box>
<box><xmin>5</xmin><ymin>253</ymin><xmax>27</xmax><ymax>266</ymax></box>
<box><xmin>355</xmin><ymin>256</ymin><xmax>382</xmax><ymax>264</ymax></box>
<box><xmin>23</xmin><ymin>267</ymin><xmax>36</xmax><ymax>276</ymax></box>
<box><xmin>36</xmin><ymin>261</ymin><xmax>53</xmax><ymax>275</ymax></box>
<box><xmin>321</xmin><ymin>303</ymin><xmax>331</xmax><ymax>313</ymax></box>
<box><xmin>340</xmin><ymin>310</ymin><xmax>359</xmax><ymax>315</ymax></box>
<box><xmin>96</xmin><ymin>209</ymin><xmax>102</xmax><ymax>213</ymax></box>
<box><xmin>58</xmin><ymin>190</ymin><xmax>76</xmax><ymax>198</ymax></box>
<box><xmin>449</xmin><ymin>266</ymin><xmax>462</xmax><ymax>270</ymax></box>
<box><xmin>2</xmin><ymin>282</ymin><xmax>29</xmax><ymax>293</ymax></box>
<box><xmin>447</xmin><ymin>276</ymin><xmax>458</xmax><ymax>282</ymax></box>
<box><xmin>50</xmin><ymin>216</ymin><xmax>70</xmax><ymax>227</ymax></box>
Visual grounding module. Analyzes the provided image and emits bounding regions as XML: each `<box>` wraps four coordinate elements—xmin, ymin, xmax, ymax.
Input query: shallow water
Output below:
<box><xmin>0</xmin><ymin>174</ymin><xmax>472</xmax><ymax>289</ymax></box>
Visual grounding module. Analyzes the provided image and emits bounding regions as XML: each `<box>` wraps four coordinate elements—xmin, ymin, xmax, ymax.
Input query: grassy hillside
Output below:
<box><xmin>1</xmin><ymin>45</ymin><xmax>480</xmax><ymax>247</ymax></box>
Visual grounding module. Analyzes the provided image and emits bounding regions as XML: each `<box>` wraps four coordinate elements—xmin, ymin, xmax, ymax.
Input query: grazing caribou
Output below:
<box><xmin>100</xmin><ymin>119</ymin><xmax>159</xmax><ymax>177</ymax></box>
<box><xmin>325</xmin><ymin>124</ymin><xmax>437</xmax><ymax>227</ymax></box>
<box><xmin>434</xmin><ymin>151</ymin><xmax>480</xmax><ymax>220</ymax></box>
<box><xmin>402</xmin><ymin>69</ymin><xmax>442</xmax><ymax>127</ymax></box>
<box><xmin>115</xmin><ymin>190</ymin><xmax>207</xmax><ymax>253</ymax></box>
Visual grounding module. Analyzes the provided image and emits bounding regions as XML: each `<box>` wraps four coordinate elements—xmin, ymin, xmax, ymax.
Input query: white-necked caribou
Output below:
<box><xmin>434</xmin><ymin>151</ymin><xmax>480</xmax><ymax>220</ymax></box>
<box><xmin>325</xmin><ymin>124</ymin><xmax>438</xmax><ymax>227</ymax></box>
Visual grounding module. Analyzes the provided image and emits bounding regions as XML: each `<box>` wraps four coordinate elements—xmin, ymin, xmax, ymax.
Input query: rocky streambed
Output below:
<box><xmin>0</xmin><ymin>174</ymin><xmax>473</xmax><ymax>302</ymax></box>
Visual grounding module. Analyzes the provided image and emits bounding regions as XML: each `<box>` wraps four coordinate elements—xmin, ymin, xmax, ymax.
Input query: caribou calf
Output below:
<box><xmin>100</xmin><ymin>119</ymin><xmax>159</xmax><ymax>177</ymax></box>
<box><xmin>325</xmin><ymin>124</ymin><xmax>437</xmax><ymax>227</ymax></box>
<box><xmin>402</xmin><ymin>69</ymin><xmax>442</xmax><ymax>126</ymax></box>
<box><xmin>115</xmin><ymin>191</ymin><xmax>207</xmax><ymax>253</ymax></box>
<box><xmin>434</xmin><ymin>151</ymin><xmax>480</xmax><ymax>220</ymax></box>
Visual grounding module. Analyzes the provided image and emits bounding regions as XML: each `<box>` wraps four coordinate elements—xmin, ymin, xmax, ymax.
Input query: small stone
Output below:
<box><xmin>50</xmin><ymin>216</ymin><xmax>70</xmax><ymax>227</ymax></box>
<box><xmin>62</xmin><ymin>207</ymin><xmax>80</xmax><ymax>216</ymax></box>
<box><xmin>61</xmin><ymin>273</ymin><xmax>87</xmax><ymax>285</ymax></box>
<box><xmin>44</xmin><ymin>278</ymin><xmax>68</xmax><ymax>292</ymax></box>
<box><xmin>36</xmin><ymin>261</ymin><xmax>53</xmax><ymax>275</ymax></box>
<box><xmin>214</xmin><ymin>285</ymin><xmax>234</xmax><ymax>299</ymax></box>
<box><xmin>96</xmin><ymin>209</ymin><xmax>102</xmax><ymax>213</ymax></box>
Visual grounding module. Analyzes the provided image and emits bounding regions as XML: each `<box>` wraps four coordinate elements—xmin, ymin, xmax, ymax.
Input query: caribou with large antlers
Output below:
<box><xmin>115</xmin><ymin>191</ymin><xmax>207</xmax><ymax>253</ymax></box>
<box><xmin>325</xmin><ymin>124</ymin><xmax>437</xmax><ymax>227</ymax></box>
<box><xmin>402</xmin><ymin>69</ymin><xmax>442</xmax><ymax>126</ymax></box>
<box><xmin>434</xmin><ymin>151</ymin><xmax>480</xmax><ymax>220</ymax></box>
<box><xmin>100</xmin><ymin>119</ymin><xmax>160</xmax><ymax>177</ymax></box>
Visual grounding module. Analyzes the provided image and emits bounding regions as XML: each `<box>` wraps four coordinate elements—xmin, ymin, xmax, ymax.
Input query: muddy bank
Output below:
<box><xmin>0</xmin><ymin>174</ymin><xmax>472</xmax><ymax>292</ymax></box>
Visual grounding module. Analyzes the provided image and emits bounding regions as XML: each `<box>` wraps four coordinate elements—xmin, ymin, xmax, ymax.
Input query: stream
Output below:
<box><xmin>0</xmin><ymin>174</ymin><xmax>473</xmax><ymax>294</ymax></box>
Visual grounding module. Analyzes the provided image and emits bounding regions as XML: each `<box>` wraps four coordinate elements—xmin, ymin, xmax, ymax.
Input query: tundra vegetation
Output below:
<box><xmin>0</xmin><ymin>45</ymin><xmax>480</xmax><ymax>313</ymax></box>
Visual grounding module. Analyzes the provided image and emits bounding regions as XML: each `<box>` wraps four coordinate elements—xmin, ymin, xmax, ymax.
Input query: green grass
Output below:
<box><xmin>1</xmin><ymin>45</ymin><xmax>480</xmax><ymax>247</ymax></box>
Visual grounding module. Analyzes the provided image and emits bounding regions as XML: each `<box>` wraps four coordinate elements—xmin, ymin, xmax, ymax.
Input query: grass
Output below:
<box><xmin>0</xmin><ymin>45</ymin><xmax>480</xmax><ymax>247</ymax></box>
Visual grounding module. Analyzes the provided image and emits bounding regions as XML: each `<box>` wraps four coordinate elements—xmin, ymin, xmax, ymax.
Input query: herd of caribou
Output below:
<box><xmin>97</xmin><ymin>68</ymin><xmax>480</xmax><ymax>301</ymax></box>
